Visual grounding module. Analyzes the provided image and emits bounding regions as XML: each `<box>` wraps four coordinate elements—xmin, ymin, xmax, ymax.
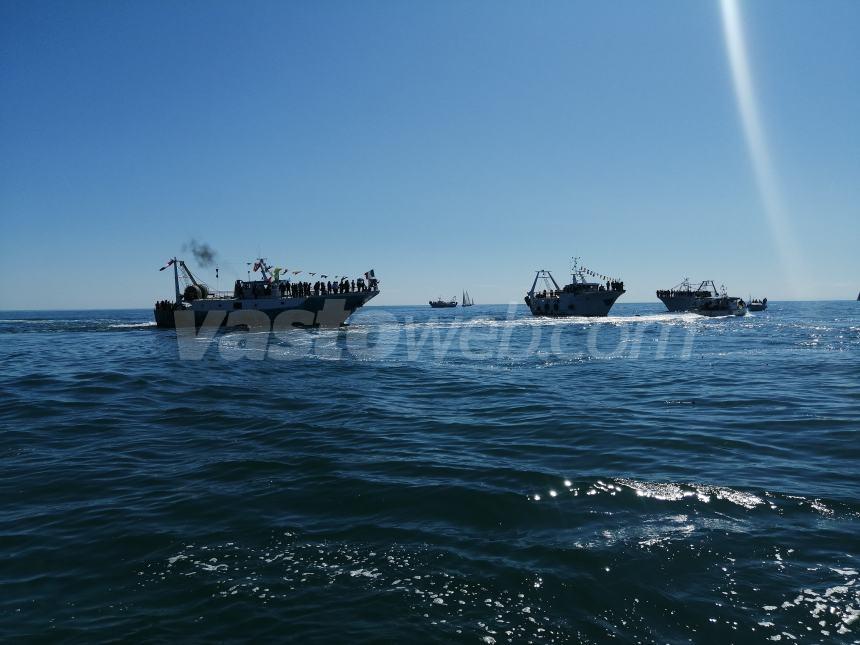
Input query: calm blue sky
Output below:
<box><xmin>1</xmin><ymin>0</ymin><xmax>858</xmax><ymax>308</ymax></box>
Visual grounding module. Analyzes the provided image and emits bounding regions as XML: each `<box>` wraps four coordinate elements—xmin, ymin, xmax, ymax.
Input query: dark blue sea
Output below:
<box><xmin>1</xmin><ymin>302</ymin><xmax>858</xmax><ymax>643</ymax></box>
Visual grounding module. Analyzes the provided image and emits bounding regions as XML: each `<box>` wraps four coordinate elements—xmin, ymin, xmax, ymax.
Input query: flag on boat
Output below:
<box><xmin>308</xmin><ymin>272</ymin><xmax>316</xmax><ymax>276</ymax></box>
<box><xmin>158</xmin><ymin>259</ymin><xmax>175</xmax><ymax>271</ymax></box>
<box><xmin>292</xmin><ymin>270</ymin><xmax>302</xmax><ymax>275</ymax></box>
<box><xmin>320</xmin><ymin>275</ymin><xmax>328</xmax><ymax>279</ymax></box>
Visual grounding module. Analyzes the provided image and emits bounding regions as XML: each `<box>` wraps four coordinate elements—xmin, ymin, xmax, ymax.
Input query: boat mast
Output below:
<box><xmin>571</xmin><ymin>256</ymin><xmax>581</xmax><ymax>284</ymax></box>
<box><xmin>172</xmin><ymin>257</ymin><xmax>181</xmax><ymax>303</ymax></box>
<box><xmin>256</xmin><ymin>258</ymin><xmax>271</xmax><ymax>281</ymax></box>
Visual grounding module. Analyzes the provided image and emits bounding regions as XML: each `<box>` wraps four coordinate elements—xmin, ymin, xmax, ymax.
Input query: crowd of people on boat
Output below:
<box><xmin>656</xmin><ymin>288</ymin><xmax>712</xmax><ymax>298</ymax></box>
<box><xmin>154</xmin><ymin>300</ymin><xmax>174</xmax><ymax>310</ymax></box>
<box><xmin>234</xmin><ymin>276</ymin><xmax>379</xmax><ymax>299</ymax></box>
<box><xmin>533</xmin><ymin>280</ymin><xmax>625</xmax><ymax>299</ymax></box>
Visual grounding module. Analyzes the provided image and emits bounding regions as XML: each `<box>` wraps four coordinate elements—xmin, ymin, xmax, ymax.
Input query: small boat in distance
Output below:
<box><xmin>462</xmin><ymin>290</ymin><xmax>474</xmax><ymax>307</ymax></box>
<box><xmin>656</xmin><ymin>278</ymin><xmax>719</xmax><ymax>312</ymax></box>
<box><xmin>429</xmin><ymin>296</ymin><xmax>457</xmax><ymax>308</ymax></box>
<box><xmin>524</xmin><ymin>258</ymin><xmax>625</xmax><ymax>317</ymax></box>
<box><xmin>748</xmin><ymin>297</ymin><xmax>768</xmax><ymax>312</ymax></box>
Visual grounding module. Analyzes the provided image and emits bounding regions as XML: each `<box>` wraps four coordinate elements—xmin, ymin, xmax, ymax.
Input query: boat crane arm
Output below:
<box><xmin>177</xmin><ymin>261</ymin><xmax>202</xmax><ymax>287</ymax></box>
<box><xmin>255</xmin><ymin>258</ymin><xmax>271</xmax><ymax>281</ymax></box>
<box><xmin>528</xmin><ymin>270</ymin><xmax>560</xmax><ymax>296</ymax></box>
<box><xmin>528</xmin><ymin>271</ymin><xmax>541</xmax><ymax>297</ymax></box>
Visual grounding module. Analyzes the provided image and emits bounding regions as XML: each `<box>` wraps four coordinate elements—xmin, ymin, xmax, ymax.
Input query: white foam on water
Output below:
<box><xmin>109</xmin><ymin>322</ymin><xmax>158</xmax><ymax>328</ymax></box>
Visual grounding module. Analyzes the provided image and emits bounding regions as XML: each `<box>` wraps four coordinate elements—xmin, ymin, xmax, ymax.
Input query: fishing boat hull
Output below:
<box><xmin>657</xmin><ymin>294</ymin><xmax>708</xmax><ymax>312</ymax></box>
<box><xmin>429</xmin><ymin>301</ymin><xmax>457</xmax><ymax>308</ymax></box>
<box><xmin>525</xmin><ymin>289</ymin><xmax>624</xmax><ymax>317</ymax></box>
<box><xmin>154</xmin><ymin>291</ymin><xmax>379</xmax><ymax>329</ymax></box>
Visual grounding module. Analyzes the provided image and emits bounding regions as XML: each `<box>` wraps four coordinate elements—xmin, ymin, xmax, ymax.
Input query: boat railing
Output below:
<box><xmin>205</xmin><ymin>290</ymin><xmax>236</xmax><ymax>299</ymax></box>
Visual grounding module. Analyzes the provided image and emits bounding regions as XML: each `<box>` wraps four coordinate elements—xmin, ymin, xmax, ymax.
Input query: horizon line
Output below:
<box><xmin>0</xmin><ymin>299</ymin><xmax>856</xmax><ymax>313</ymax></box>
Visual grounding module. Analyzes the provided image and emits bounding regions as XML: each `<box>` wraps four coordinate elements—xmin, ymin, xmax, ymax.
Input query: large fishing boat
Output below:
<box><xmin>656</xmin><ymin>278</ymin><xmax>719</xmax><ymax>312</ymax></box>
<box><xmin>524</xmin><ymin>259</ymin><xmax>625</xmax><ymax>318</ymax></box>
<box><xmin>153</xmin><ymin>258</ymin><xmax>379</xmax><ymax>329</ymax></box>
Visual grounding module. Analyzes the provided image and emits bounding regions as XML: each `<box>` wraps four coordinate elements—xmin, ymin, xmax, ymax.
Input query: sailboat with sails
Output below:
<box><xmin>462</xmin><ymin>290</ymin><xmax>474</xmax><ymax>307</ymax></box>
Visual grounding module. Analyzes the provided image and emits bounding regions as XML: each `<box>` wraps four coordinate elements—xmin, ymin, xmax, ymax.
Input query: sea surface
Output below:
<box><xmin>1</xmin><ymin>302</ymin><xmax>858</xmax><ymax>643</ymax></box>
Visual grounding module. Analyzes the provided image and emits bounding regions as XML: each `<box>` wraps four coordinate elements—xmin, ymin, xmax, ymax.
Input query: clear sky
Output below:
<box><xmin>1</xmin><ymin>0</ymin><xmax>858</xmax><ymax>309</ymax></box>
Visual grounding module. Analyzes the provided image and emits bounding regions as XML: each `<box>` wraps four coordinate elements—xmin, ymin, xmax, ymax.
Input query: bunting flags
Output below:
<box><xmin>158</xmin><ymin>259</ymin><xmax>175</xmax><ymax>271</ymax></box>
<box><xmin>244</xmin><ymin>266</ymin><xmax>371</xmax><ymax>281</ymax></box>
<box><xmin>580</xmin><ymin>266</ymin><xmax>619</xmax><ymax>283</ymax></box>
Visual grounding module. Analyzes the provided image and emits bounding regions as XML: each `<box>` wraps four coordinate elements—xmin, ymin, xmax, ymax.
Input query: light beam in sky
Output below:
<box><xmin>719</xmin><ymin>0</ymin><xmax>805</xmax><ymax>295</ymax></box>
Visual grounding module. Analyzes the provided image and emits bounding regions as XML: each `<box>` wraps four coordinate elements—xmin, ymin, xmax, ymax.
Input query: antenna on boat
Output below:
<box><xmin>570</xmin><ymin>256</ymin><xmax>583</xmax><ymax>283</ymax></box>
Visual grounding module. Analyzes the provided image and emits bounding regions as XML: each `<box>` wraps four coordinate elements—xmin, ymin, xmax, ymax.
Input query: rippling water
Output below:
<box><xmin>1</xmin><ymin>302</ymin><xmax>858</xmax><ymax>642</ymax></box>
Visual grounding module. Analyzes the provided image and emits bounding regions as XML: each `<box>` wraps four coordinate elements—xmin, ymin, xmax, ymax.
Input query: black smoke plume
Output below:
<box><xmin>183</xmin><ymin>239</ymin><xmax>218</xmax><ymax>267</ymax></box>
